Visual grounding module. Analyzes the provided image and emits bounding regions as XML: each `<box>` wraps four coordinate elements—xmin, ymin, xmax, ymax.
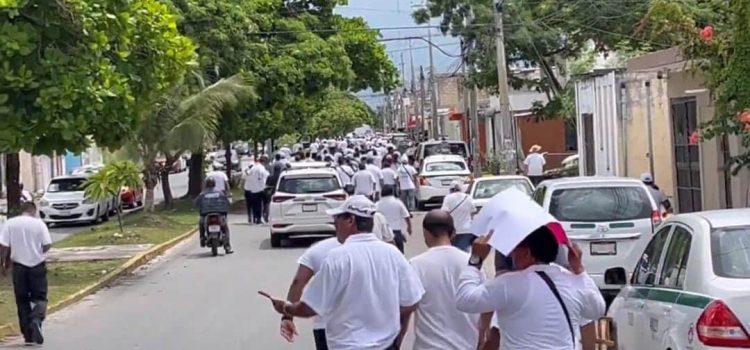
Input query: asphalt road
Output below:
<box><xmin>2</xmin><ymin>213</ymin><xmax>438</xmax><ymax>349</ymax></box>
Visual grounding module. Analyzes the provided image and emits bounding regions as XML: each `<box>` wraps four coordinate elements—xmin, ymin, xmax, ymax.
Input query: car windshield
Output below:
<box><xmin>549</xmin><ymin>186</ymin><xmax>652</xmax><ymax>222</ymax></box>
<box><xmin>473</xmin><ymin>179</ymin><xmax>532</xmax><ymax>199</ymax></box>
<box><xmin>425</xmin><ymin>161</ymin><xmax>466</xmax><ymax>172</ymax></box>
<box><xmin>423</xmin><ymin>143</ymin><xmax>467</xmax><ymax>158</ymax></box>
<box><xmin>712</xmin><ymin>227</ymin><xmax>750</xmax><ymax>278</ymax></box>
<box><xmin>48</xmin><ymin>178</ymin><xmax>85</xmax><ymax>192</ymax></box>
<box><xmin>278</xmin><ymin>176</ymin><xmax>340</xmax><ymax>194</ymax></box>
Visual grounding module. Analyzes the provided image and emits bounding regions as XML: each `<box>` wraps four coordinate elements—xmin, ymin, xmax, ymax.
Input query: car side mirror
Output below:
<box><xmin>604</xmin><ymin>267</ymin><xmax>628</xmax><ymax>285</ymax></box>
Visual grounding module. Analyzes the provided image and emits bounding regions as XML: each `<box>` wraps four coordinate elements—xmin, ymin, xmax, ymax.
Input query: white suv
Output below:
<box><xmin>532</xmin><ymin>176</ymin><xmax>660</xmax><ymax>302</ymax></box>
<box><xmin>39</xmin><ymin>175</ymin><xmax>113</xmax><ymax>226</ymax></box>
<box><xmin>269</xmin><ymin>167</ymin><xmax>347</xmax><ymax>247</ymax></box>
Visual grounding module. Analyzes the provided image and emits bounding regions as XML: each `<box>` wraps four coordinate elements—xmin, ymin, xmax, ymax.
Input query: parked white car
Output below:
<box><xmin>467</xmin><ymin>175</ymin><xmax>534</xmax><ymax>212</ymax></box>
<box><xmin>605</xmin><ymin>208</ymin><xmax>750</xmax><ymax>350</ymax></box>
<box><xmin>39</xmin><ymin>175</ymin><xmax>114</xmax><ymax>226</ymax></box>
<box><xmin>414</xmin><ymin>139</ymin><xmax>470</xmax><ymax>167</ymax></box>
<box><xmin>532</xmin><ymin>176</ymin><xmax>660</xmax><ymax>301</ymax></box>
<box><xmin>415</xmin><ymin>155</ymin><xmax>472</xmax><ymax>210</ymax></box>
<box><xmin>269</xmin><ymin>167</ymin><xmax>347</xmax><ymax>247</ymax></box>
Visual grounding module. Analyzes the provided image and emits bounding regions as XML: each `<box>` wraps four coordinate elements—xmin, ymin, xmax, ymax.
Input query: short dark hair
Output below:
<box><xmin>359</xmin><ymin>163</ymin><xmax>366</xmax><ymax>170</ymax></box>
<box><xmin>275</xmin><ymin>154</ymin><xmax>281</xmax><ymax>161</ymax></box>
<box><xmin>20</xmin><ymin>201</ymin><xmax>36</xmax><ymax>214</ymax></box>
<box><xmin>366</xmin><ymin>157</ymin><xmax>374</xmax><ymax>164</ymax></box>
<box><xmin>517</xmin><ymin>225</ymin><xmax>559</xmax><ymax>264</ymax></box>
<box><xmin>381</xmin><ymin>185</ymin><xmax>395</xmax><ymax>197</ymax></box>
<box><xmin>355</xmin><ymin>215</ymin><xmax>374</xmax><ymax>232</ymax></box>
<box><xmin>338</xmin><ymin>157</ymin><xmax>345</xmax><ymax>165</ymax></box>
<box><xmin>205</xmin><ymin>177</ymin><xmax>216</xmax><ymax>188</ymax></box>
<box><xmin>423</xmin><ymin>210</ymin><xmax>454</xmax><ymax>236</ymax></box>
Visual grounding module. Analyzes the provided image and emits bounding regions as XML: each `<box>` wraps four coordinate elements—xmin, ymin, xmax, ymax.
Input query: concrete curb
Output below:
<box><xmin>0</xmin><ymin>228</ymin><xmax>198</xmax><ymax>341</ymax></box>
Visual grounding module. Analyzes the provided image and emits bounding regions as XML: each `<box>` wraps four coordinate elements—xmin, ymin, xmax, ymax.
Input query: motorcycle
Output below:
<box><xmin>203</xmin><ymin>213</ymin><xmax>228</xmax><ymax>256</ymax></box>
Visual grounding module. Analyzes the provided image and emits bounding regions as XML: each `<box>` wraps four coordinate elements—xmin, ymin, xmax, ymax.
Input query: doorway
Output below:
<box><xmin>670</xmin><ymin>97</ymin><xmax>702</xmax><ymax>212</ymax></box>
<box><xmin>582</xmin><ymin>113</ymin><xmax>595</xmax><ymax>176</ymax></box>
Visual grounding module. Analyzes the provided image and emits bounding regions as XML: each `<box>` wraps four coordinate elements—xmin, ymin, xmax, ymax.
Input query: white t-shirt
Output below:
<box><xmin>524</xmin><ymin>153</ymin><xmax>546</xmax><ymax>176</ymax></box>
<box><xmin>377</xmin><ymin>196</ymin><xmax>410</xmax><ymax>232</ymax></box>
<box><xmin>441</xmin><ymin>192</ymin><xmax>475</xmax><ymax>233</ymax></box>
<box><xmin>244</xmin><ymin>163</ymin><xmax>269</xmax><ymax>193</ymax></box>
<box><xmin>336</xmin><ymin>165</ymin><xmax>355</xmax><ymax>186</ymax></box>
<box><xmin>373</xmin><ymin>212</ymin><xmax>395</xmax><ymax>242</ymax></box>
<box><xmin>366</xmin><ymin>164</ymin><xmax>383</xmax><ymax>191</ymax></box>
<box><xmin>310</xmin><ymin>143</ymin><xmax>319</xmax><ymax>154</ymax></box>
<box><xmin>0</xmin><ymin>215</ymin><xmax>52</xmax><ymax>267</ymax></box>
<box><xmin>352</xmin><ymin>170</ymin><xmax>376</xmax><ymax>196</ymax></box>
<box><xmin>297</xmin><ymin>237</ymin><xmax>342</xmax><ymax>329</ymax></box>
<box><xmin>301</xmin><ymin>234</ymin><xmax>425</xmax><ymax>350</ymax></box>
<box><xmin>381</xmin><ymin>168</ymin><xmax>398</xmax><ymax>186</ymax></box>
<box><xmin>410</xmin><ymin>246</ymin><xmax>483</xmax><ymax>350</ymax></box>
<box><xmin>207</xmin><ymin>170</ymin><xmax>229</xmax><ymax>193</ymax></box>
<box><xmin>397</xmin><ymin>164</ymin><xmax>417</xmax><ymax>190</ymax></box>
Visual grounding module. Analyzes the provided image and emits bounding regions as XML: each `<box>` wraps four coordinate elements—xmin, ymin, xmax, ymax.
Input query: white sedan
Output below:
<box><xmin>415</xmin><ymin>154</ymin><xmax>471</xmax><ymax>210</ymax></box>
<box><xmin>467</xmin><ymin>175</ymin><xmax>533</xmax><ymax>212</ymax></box>
<box><xmin>605</xmin><ymin>208</ymin><xmax>750</xmax><ymax>349</ymax></box>
<box><xmin>268</xmin><ymin>167</ymin><xmax>347</xmax><ymax>247</ymax></box>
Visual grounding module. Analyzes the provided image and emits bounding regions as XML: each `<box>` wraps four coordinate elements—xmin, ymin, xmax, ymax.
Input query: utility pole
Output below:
<box><xmin>399</xmin><ymin>53</ymin><xmax>406</xmax><ymax>130</ymax></box>
<box><xmin>419</xmin><ymin>66</ymin><xmax>427</xmax><ymax>142</ymax></box>
<box><xmin>493</xmin><ymin>0</ymin><xmax>515</xmax><ymax>170</ymax></box>
<box><xmin>428</xmin><ymin>28</ymin><xmax>439</xmax><ymax>139</ymax></box>
<box><xmin>409</xmin><ymin>39</ymin><xmax>419</xmax><ymax>134</ymax></box>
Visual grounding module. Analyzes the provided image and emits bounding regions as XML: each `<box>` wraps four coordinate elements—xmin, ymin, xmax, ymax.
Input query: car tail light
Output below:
<box><xmin>651</xmin><ymin>210</ymin><xmax>662</xmax><ymax>228</ymax></box>
<box><xmin>207</xmin><ymin>216</ymin><xmax>221</xmax><ymax>225</ymax></box>
<box><xmin>324</xmin><ymin>194</ymin><xmax>347</xmax><ymax>201</ymax></box>
<box><xmin>418</xmin><ymin>176</ymin><xmax>428</xmax><ymax>186</ymax></box>
<box><xmin>272</xmin><ymin>195</ymin><xmax>294</xmax><ymax>203</ymax></box>
<box><xmin>697</xmin><ymin>300</ymin><xmax>750</xmax><ymax>347</ymax></box>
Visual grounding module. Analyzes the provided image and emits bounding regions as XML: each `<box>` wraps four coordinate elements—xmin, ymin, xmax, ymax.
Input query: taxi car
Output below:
<box><xmin>605</xmin><ymin>208</ymin><xmax>750</xmax><ymax>349</ymax></box>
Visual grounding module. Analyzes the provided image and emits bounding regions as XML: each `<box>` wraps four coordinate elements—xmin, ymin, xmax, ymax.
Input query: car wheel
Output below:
<box><xmin>270</xmin><ymin>234</ymin><xmax>283</xmax><ymax>248</ymax></box>
<box><xmin>137</xmin><ymin>200</ymin><xmax>143</xmax><ymax>207</ymax></box>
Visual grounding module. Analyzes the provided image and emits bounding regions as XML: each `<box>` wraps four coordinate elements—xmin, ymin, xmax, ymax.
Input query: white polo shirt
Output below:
<box><xmin>207</xmin><ymin>170</ymin><xmax>229</xmax><ymax>193</ymax></box>
<box><xmin>410</xmin><ymin>245</ymin><xmax>483</xmax><ymax>350</ymax></box>
<box><xmin>302</xmin><ymin>234</ymin><xmax>425</xmax><ymax>350</ymax></box>
<box><xmin>0</xmin><ymin>215</ymin><xmax>52</xmax><ymax>267</ymax></box>
<box><xmin>524</xmin><ymin>153</ymin><xmax>546</xmax><ymax>176</ymax></box>
<box><xmin>376</xmin><ymin>196</ymin><xmax>409</xmax><ymax>232</ymax></box>
<box><xmin>455</xmin><ymin>264</ymin><xmax>605</xmax><ymax>350</ymax></box>
<box><xmin>244</xmin><ymin>163</ymin><xmax>269</xmax><ymax>193</ymax></box>
<box><xmin>381</xmin><ymin>167</ymin><xmax>398</xmax><ymax>186</ymax></box>
<box><xmin>352</xmin><ymin>170</ymin><xmax>376</xmax><ymax>196</ymax></box>
<box><xmin>297</xmin><ymin>237</ymin><xmax>341</xmax><ymax>330</ymax></box>
<box><xmin>441</xmin><ymin>192</ymin><xmax>475</xmax><ymax>234</ymax></box>
<box><xmin>366</xmin><ymin>164</ymin><xmax>383</xmax><ymax>191</ymax></box>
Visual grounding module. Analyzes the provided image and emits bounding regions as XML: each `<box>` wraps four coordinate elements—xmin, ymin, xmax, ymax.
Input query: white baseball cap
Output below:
<box><xmin>640</xmin><ymin>172</ymin><xmax>653</xmax><ymax>183</ymax></box>
<box><xmin>326</xmin><ymin>195</ymin><xmax>376</xmax><ymax>218</ymax></box>
<box><xmin>450</xmin><ymin>179</ymin><xmax>464</xmax><ymax>190</ymax></box>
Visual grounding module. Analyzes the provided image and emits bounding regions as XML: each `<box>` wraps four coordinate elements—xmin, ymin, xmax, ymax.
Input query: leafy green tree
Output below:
<box><xmin>307</xmin><ymin>89</ymin><xmax>376</xmax><ymax>138</ymax></box>
<box><xmin>84</xmin><ymin>161</ymin><xmax>143</xmax><ymax>232</ymax></box>
<box><xmin>0</xmin><ymin>0</ymin><xmax>195</xmax><ymax>213</ymax></box>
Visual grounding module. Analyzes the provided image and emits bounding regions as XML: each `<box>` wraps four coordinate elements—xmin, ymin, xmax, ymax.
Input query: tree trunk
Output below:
<box><xmin>224</xmin><ymin>144</ymin><xmax>232</xmax><ymax>188</ymax></box>
<box><xmin>187</xmin><ymin>153</ymin><xmax>204</xmax><ymax>198</ymax></box>
<box><xmin>143</xmin><ymin>165</ymin><xmax>159</xmax><ymax>212</ymax></box>
<box><xmin>4</xmin><ymin>153</ymin><xmax>21</xmax><ymax>216</ymax></box>
<box><xmin>160</xmin><ymin>159</ymin><xmax>174</xmax><ymax>209</ymax></box>
<box><xmin>252</xmin><ymin>140</ymin><xmax>258</xmax><ymax>162</ymax></box>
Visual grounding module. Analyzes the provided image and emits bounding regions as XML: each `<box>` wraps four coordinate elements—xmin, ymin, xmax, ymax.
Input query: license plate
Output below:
<box><xmin>441</xmin><ymin>180</ymin><xmax>452</xmax><ymax>186</ymax></box>
<box><xmin>208</xmin><ymin>225</ymin><xmax>221</xmax><ymax>233</ymax></box>
<box><xmin>59</xmin><ymin>210</ymin><xmax>71</xmax><ymax>216</ymax></box>
<box><xmin>590</xmin><ymin>241</ymin><xmax>617</xmax><ymax>255</ymax></box>
<box><xmin>302</xmin><ymin>204</ymin><xmax>317</xmax><ymax>212</ymax></box>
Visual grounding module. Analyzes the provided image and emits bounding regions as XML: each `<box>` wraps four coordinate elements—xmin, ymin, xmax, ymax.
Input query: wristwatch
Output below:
<box><xmin>468</xmin><ymin>254</ymin><xmax>483</xmax><ymax>269</ymax></box>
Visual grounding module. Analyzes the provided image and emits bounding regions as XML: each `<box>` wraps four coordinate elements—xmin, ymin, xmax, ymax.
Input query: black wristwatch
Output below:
<box><xmin>281</xmin><ymin>314</ymin><xmax>293</xmax><ymax>321</ymax></box>
<box><xmin>468</xmin><ymin>254</ymin><xmax>483</xmax><ymax>269</ymax></box>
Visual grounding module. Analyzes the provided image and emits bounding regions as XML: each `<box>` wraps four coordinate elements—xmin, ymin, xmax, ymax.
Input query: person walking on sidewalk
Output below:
<box><xmin>402</xmin><ymin>210</ymin><xmax>487</xmax><ymax>350</ymax></box>
<box><xmin>245</xmin><ymin>158</ymin><xmax>270</xmax><ymax>224</ymax></box>
<box><xmin>523</xmin><ymin>145</ymin><xmax>546</xmax><ymax>187</ymax></box>
<box><xmin>0</xmin><ymin>202</ymin><xmax>52</xmax><ymax>345</ymax></box>
<box><xmin>376</xmin><ymin>185</ymin><xmax>412</xmax><ymax>253</ymax></box>
<box><xmin>441</xmin><ymin>180</ymin><xmax>476</xmax><ymax>252</ymax></box>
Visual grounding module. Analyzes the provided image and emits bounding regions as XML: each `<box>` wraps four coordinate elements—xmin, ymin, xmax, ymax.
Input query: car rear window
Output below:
<box><xmin>423</xmin><ymin>143</ymin><xmax>467</xmax><ymax>158</ymax></box>
<box><xmin>712</xmin><ymin>227</ymin><xmax>750</xmax><ymax>278</ymax></box>
<box><xmin>549</xmin><ymin>186</ymin><xmax>653</xmax><ymax>222</ymax></box>
<box><xmin>48</xmin><ymin>178</ymin><xmax>85</xmax><ymax>192</ymax></box>
<box><xmin>425</xmin><ymin>161</ymin><xmax>466</xmax><ymax>172</ymax></box>
<box><xmin>278</xmin><ymin>176</ymin><xmax>340</xmax><ymax>194</ymax></box>
<box><xmin>473</xmin><ymin>179</ymin><xmax>532</xmax><ymax>199</ymax></box>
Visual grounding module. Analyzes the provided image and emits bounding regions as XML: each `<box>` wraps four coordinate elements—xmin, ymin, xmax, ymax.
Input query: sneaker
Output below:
<box><xmin>200</xmin><ymin>238</ymin><xmax>206</xmax><ymax>247</ymax></box>
<box><xmin>30</xmin><ymin>320</ymin><xmax>43</xmax><ymax>345</ymax></box>
<box><xmin>225</xmin><ymin>248</ymin><xmax>234</xmax><ymax>254</ymax></box>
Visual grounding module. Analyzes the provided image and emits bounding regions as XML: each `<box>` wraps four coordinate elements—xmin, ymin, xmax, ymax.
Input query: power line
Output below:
<box><xmin>387</xmin><ymin>42</ymin><xmax>461</xmax><ymax>53</ymax></box>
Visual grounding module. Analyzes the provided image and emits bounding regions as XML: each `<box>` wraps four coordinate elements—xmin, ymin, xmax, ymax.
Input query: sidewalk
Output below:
<box><xmin>47</xmin><ymin>244</ymin><xmax>155</xmax><ymax>262</ymax></box>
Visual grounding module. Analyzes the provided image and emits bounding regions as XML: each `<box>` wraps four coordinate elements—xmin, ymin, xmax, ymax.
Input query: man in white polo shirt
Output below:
<box><xmin>0</xmin><ymin>202</ymin><xmax>52</xmax><ymax>345</ymax></box>
<box><xmin>260</xmin><ymin>196</ymin><xmax>425</xmax><ymax>350</ymax></box>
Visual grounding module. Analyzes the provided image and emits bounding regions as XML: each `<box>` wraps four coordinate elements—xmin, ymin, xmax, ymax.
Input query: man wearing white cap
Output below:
<box><xmin>523</xmin><ymin>145</ymin><xmax>546</xmax><ymax>186</ymax></box>
<box><xmin>455</xmin><ymin>189</ymin><xmax>605</xmax><ymax>350</ymax></box>
<box><xmin>441</xmin><ymin>179</ymin><xmax>475</xmax><ymax>252</ymax></box>
<box><xmin>260</xmin><ymin>195</ymin><xmax>425</xmax><ymax>350</ymax></box>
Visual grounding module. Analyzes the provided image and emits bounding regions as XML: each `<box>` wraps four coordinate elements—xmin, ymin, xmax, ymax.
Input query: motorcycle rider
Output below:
<box><xmin>194</xmin><ymin>178</ymin><xmax>233</xmax><ymax>254</ymax></box>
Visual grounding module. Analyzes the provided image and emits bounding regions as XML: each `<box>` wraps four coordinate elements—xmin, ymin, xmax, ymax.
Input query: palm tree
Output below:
<box><xmin>121</xmin><ymin>73</ymin><xmax>255</xmax><ymax>211</ymax></box>
<box><xmin>84</xmin><ymin>161</ymin><xmax>143</xmax><ymax>232</ymax></box>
